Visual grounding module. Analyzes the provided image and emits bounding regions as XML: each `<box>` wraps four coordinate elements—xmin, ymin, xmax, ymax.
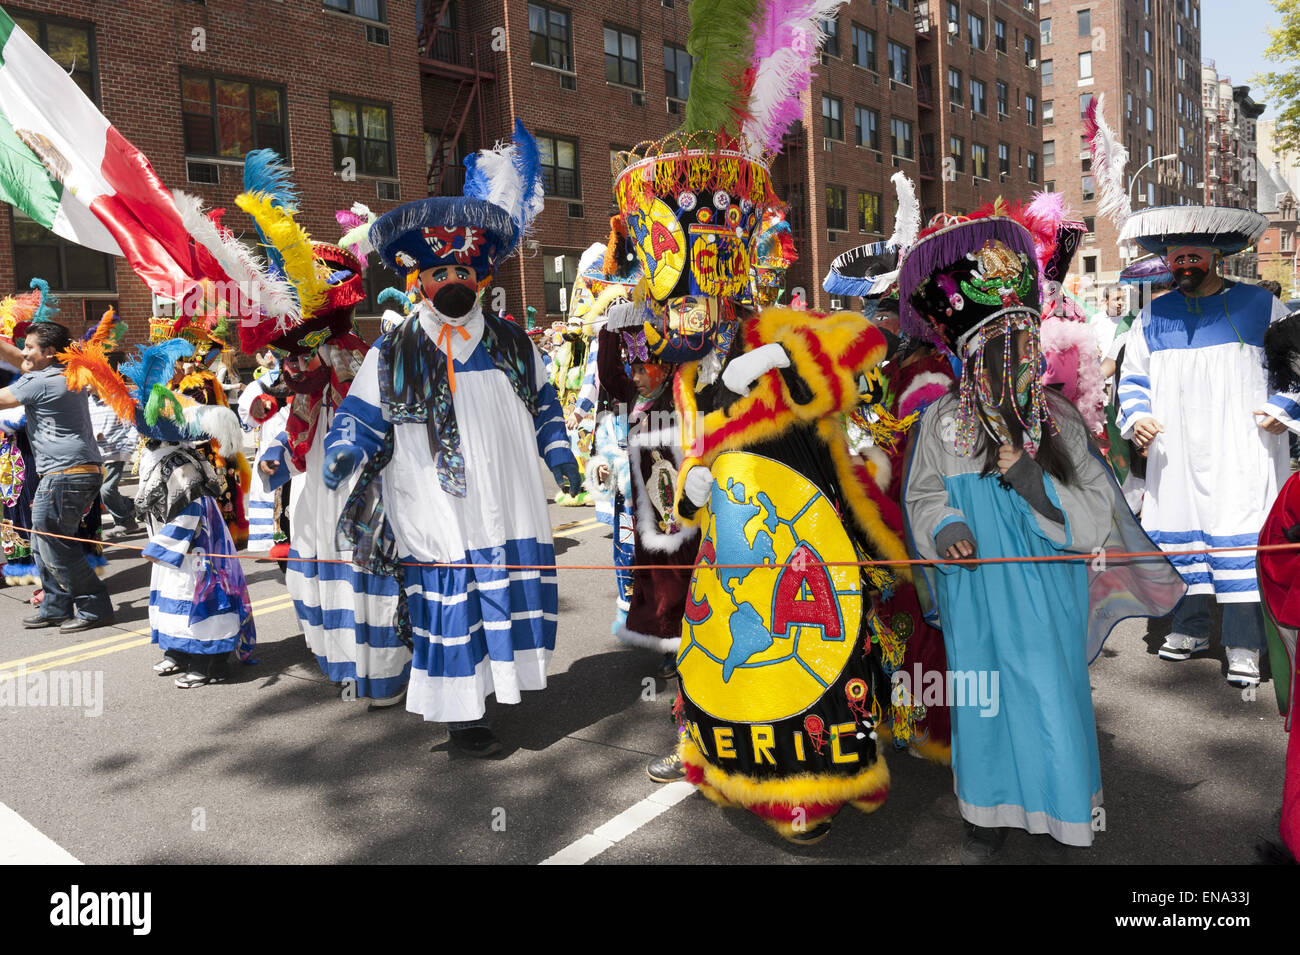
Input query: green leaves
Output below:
<box><xmin>1259</xmin><ymin>0</ymin><xmax>1300</xmax><ymax>155</ymax></box>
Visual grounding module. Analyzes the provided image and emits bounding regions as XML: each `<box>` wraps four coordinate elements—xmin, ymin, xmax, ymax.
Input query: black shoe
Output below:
<box><xmin>647</xmin><ymin>752</ymin><xmax>685</xmax><ymax>783</ymax></box>
<box><xmin>960</xmin><ymin>823</ymin><xmax>1008</xmax><ymax>865</ymax></box>
<box><xmin>449</xmin><ymin>727</ymin><xmax>503</xmax><ymax>758</ymax></box>
<box><xmin>60</xmin><ymin>615</ymin><xmax>113</xmax><ymax>633</ymax></box>
<box><xmin>654</xmin><ymin>652</ymin><xmax>678</xmax><ymax>680</ymax></box>
<box><xmin>22</xmin><ymin>613</ymin><xmax>69</xmax><ymax>629</ymax></box>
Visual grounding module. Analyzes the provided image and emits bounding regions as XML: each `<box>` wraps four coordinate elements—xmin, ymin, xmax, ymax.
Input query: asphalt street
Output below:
<box><xmin>0</xmin><ymin>478</ymin><xmax>1289</xmax><ymax>865</ymax></box>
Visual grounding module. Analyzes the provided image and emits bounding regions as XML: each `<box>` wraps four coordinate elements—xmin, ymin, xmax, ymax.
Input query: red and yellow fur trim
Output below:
<box><xmin>679</xmin><ymin>736</ymin><xmax>890</xmax><ymax>835</ymax></box>
<box><xmin>819</xmin><ymin>417</ymin><xmax>911</xmax><ymax>584</ymax></box>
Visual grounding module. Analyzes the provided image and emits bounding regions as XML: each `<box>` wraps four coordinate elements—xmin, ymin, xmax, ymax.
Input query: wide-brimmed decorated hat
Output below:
<box><xmin>823</xmin><ymin>172</ymin><xmax>920</xmax><ymax>301</ymax></box>
<box><xmin>1120</xmin><ymin>205</ymin><xmax>1269</xmax><ymax>258</ymax></box>
<box><xmin>264</xmin><ymin>242</ymin><xmax>365</xmax><ymax>356</ymax></box>
<box><xmin>370</xmin><ymin>120</ymin><xmax>543</xmax><ymax>280</ymax></box>
<box><xmin>2</xmin><ymin>277</ymin><xmax>58</xmax><ymax>344</ymax></box>
<box><xmin>899</xmin><ymin>204</ymin><xmax>1041</xmax><ymax>356</ymax></box>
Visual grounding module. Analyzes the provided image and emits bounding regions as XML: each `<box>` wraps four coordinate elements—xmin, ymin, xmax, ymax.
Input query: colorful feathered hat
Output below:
<box><xmin>2</xmin><ymin>277</ymin><xmax>59</xmax><ymax>343</ymax></box>
<box><xmin>1120</xmin><ymin>204</ymin><xmax>1270</xmax><ymax>258</ymax></box>
<box><xmin>746</xmin><ymin>209</ymin><xmax>797</xmax><ymax>306</ymax></box>
<box><xmin>370</xmin><ymin>120</ymin><xmax>544</xmax><ymax>279</ymax></box>
<box><xmin>822</xmin><ymin>172</ymin><xmax>920</xmax><ymax>299</ymax></box>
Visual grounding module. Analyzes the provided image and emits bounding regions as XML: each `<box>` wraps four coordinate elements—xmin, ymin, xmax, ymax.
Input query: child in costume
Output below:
<box><xmin>323</xmin><ymin>122</ymin><xmax>581</xmax><ymax>757</ymax></box>
<box><xmin>60</xmin><ymin>325</ymin><xmax>255</xmax><ymax>688</ymax></box>
<box><xmin>899</xmin><ymin>208</ymin><xmax>1184</xmax><ymax>860</ymax></box>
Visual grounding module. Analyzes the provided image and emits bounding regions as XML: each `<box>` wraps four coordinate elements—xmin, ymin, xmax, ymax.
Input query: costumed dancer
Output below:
<box><xmin>899</xmin><ymin>206</ymin><xmax>1185</xmax><ymax>860</ymax></box>
<box><xmin>225</xmin><ymin>150</ymin><xmax>405</xmax><ymax>706</ymax></box>
<box><xmin>1116</xmin><ymin>204</ymin><xmax>1298</xmax><ymax>688</ymax></box>
<box><xmin>824</xmin><ymin>174</ymin><xmax>956</xmax><ymax>763</ymax></box>
<box><xmin>0</xmin><ymin>292</ymin><xmax>37</xmax><ymax>585</ymax></box>
<box><xmin>622</xmin><ymin>0</ymin><xmax>911</xmax><ymax>843</ymax></box>
<box><xmin>323</xmin><ymin>121</ymin><xmax>581</xmax><ymax>757</ymax></box>
<box><xmin>236</xmin><ymin>351</ymin><xmax>292</xmax><ymax>554</ymax></box>
<box><xmin>60</xmin><ymin>329</ymin><xmax>255</xmax><ymax>687</ymax></box>
<box><xmin>1259</xmin><ymin>311</ymin><xmax>1300</xmax><ymax>862</ymax></box>
<box><xmin>592</xmin><ymin>316</ymin><xmax>698</xmax><ymax>685</ymax></box>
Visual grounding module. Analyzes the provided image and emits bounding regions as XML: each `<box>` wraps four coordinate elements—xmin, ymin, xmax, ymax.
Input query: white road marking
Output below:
<box><xmin>539</xmin><ymin>781</ymin><xmax>695</xmax><ymax>865</ymax></box>
<box><xmin>0</xmin><ymin>802</ymin><xmax>81</xmax><ymax>864</ymax></box>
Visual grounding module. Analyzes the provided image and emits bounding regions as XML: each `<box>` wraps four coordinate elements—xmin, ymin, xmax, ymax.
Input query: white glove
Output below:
<box><xmin>683</xmin><ymin>465</ymin><xmax>714</xmax><ymax>507</ymax></box>
<box><xmin>721</xmin><ymin>343</ymin><xmax>790</xmax><ymax>395</ymax></box>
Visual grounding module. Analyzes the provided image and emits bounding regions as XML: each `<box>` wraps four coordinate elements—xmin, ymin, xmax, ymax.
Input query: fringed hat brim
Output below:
<box><xmin>369</xmin><ymin>197</ymin><xmax>518</xmax><ymax>274</ymax></box>
<box><xmin>1120</xmin><ymin>205</ymin><xmax>1269</xmax><ymax>257</ymax></box>
<box><xmin>823</xmin><ymin>241</ymin><xmax>899</xmax><ymax>297</ymax></box>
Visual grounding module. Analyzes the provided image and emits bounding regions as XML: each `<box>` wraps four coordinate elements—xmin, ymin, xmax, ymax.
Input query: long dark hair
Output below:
<box><xmin>970</xmin><ymin>331</ymin><xmax>1078</xmax><ymax>487</ymax></box>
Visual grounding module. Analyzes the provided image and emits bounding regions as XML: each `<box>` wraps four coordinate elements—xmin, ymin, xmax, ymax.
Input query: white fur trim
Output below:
<box><xmin>616</xmin><ymin>624</ymin><xmax>681</xmax><ymax>652</ymax></box>
<box><xmin>899</xmin><ymin>371</ymin><xmax>954</xmax><ymax>416</ymax></box>
<box><xmin>863</xmin><ymin>445</ymin><xmax>891</xmax><ymax>493</ymax></box>
<box><xmin>628</xmin><ymin>425</ymin><xmax>698</xmax><ymax>555</ymax></box>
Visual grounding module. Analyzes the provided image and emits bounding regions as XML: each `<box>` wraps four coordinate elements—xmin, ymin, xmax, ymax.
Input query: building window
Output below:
<box><xmin>1082</xmin><ymin>174</ymin><xmax>1096</xmax><ymax>202</ymax></box>
<box><xmin>826</xmin><ymin>185</ymin><xmax>847</xmax><ymax>232</ymax></box>
<box><xmin>821</xmin><ymin>14</ymin><xmax>840</xmax><ymax>57</ymax></box>
<box><xmin>664</xmin><ymin>44</ymin><xmax>692</xmax><ymax>101</ymax></box>
<box><xmin>1027</xmin><ymin>150</ymin><xmax>1039</xmax><ymax>183</ymax></box>
<box><xmin>1079</xmin><ymin>51</ymin><xmax>1092</xmax><ymax>80</ymax></box>
<box><xmin>851</xmin><ymin>24</ymin><xmax>877</xmax><ymax>71</ymax></box>
<box><xmin>1077</xmin><ymin>8</ymin><xmax>1091</xmax><ymax>37</ymax></box>
<box><xmin>968</xmin><ymin>12</ymin><xmax>985</xmax><ymax>49</ymax></box>
<box><xmin>891</xmin><ymin>117</ymin><xmax>914</xmax><ymax>159</ymax></box>
<box><xmin>1146</xmin><ymin>105</ymin><xmax>1154</xmax><ymax>131</ymax></box>
<box><xmin>948</xmin><ymin>135</ymin><xmax>965</xmax><ymax>173</ymax></box>
<box><xmin>330</xmin><ymin>97</ymin><xmax>394</xmax><ymax>177</ymax></box>
<box><xmin>1145</xmin><ymin>67</ymin><xmax>1152</xmax><ymax>93</ymax></box>
<box><xmin>970</xmin><ymin>78</ymin><xmax>987</xmax><ymax>115</ymax></box>
<box><xmin>858</xmin><ymin>191</ymin><xmax>882</xmax><ymax>232</ymax></box>
<box><xmin>1039</xmin><ymin>17</ymin><xmax>1052</xmax><ymax>45</ymax></box>
<box><xmin>1081</xmin><ymin>92</ymin><xmax>1094</xmax><ymax>116</ymax></box>
<box><xmin>995</xmin><ymin>18</ymin><xmax>1007</xmax><ymax>53</ymax></box>
<box><xmin>1044</xmin><ymin>139</ymin><xmax>1056</xmax><ymax>166</ymax></box>
<box><xmin>1042</xmin><ymin>98</ymin><xmax>1052</xmax><ymax>125</ymax></box>
<box><xmin>1024</xmin><ymin>34</ymin><xmax>1035</xmax><ymax>65</ymax></box>
<box><xmin>855</xmin><ymin>105</ymin><xmax>880</xmax><ymax>149</ymax></box>
<box><xmin>1144</xmin><ymin>28</ymin><xmax>1152</xmax><ymax>53</ymax></box>
<box><xmin>948</xmin><ymin>68</ymin><xmax>963</xmax><ymax>106</ymax></box>
<box><xmin>8</xmin><ymin>11</ymin><xmax>97</xmax><ymax>103</ymax></box>
<box><xmin>182</xmin><ymin>72</ymin><xmax>287</xmax><ymax>159</ymax></box>
<box><xmin>888</xmin><ymin>0</ymin><xmax>909</xmax><ymax>8</ymax></box>
<box><xmin>1284</xmin><ymin>231</ymin><xmax>1295</xmax><ymax>253</ymax></box>
<box><xmin>888</xmin><ymin>41</ymin><xmax>911</xmax><ymax>84</ymax></box>
<box><xmin>998</xmin><ymin>142</ymin><xmax>1010</xmax><ymax>176</ymax></box>
<box><xmin>946</xmin><ymin>2</ymin><xmax>960</xmax><ymax>27</ymax></box>
<box><xmin>1041</xmin><ymin>59</ymin><xmax>1053</xmax><ymax>85</ymax></box>
<box><xmin>324</xmin><ymin>0</ymin><xmax>386</xmax><ymax>22</ymax></box>
<box><xmin>971</xmin><ymin>143</ymin><xmax>988</xmax><ymax>179</ymax></box>
<box><xmin>536</xmin><ymin>134</ymin><xmax>579</xmax><ymax>198</ymax></box>
<box><xmin>996</xmin><ymin>80</ymin><xmax>1009</xmax><ymax>115</ymax></box>
<box><xmin>11</xmin><ymin>210</ymin><xmax>115</xmax><ymax>293</ymax></box>
<box><xmin>543</xmin><ymin>250</ymin><xmax>579</xmax><ymax>314</ymax></box>
<box><xmin>1083</xmin><ymin>215</ymin><xmax>1096</xmax><ymax>233</ymax></box>
<box><xmin>604</xmin><ymin>26</ymin><xmax>642</xmax><ymax>88</ymax></box>
<box><xmin>1027</xmin><ymin>94</ymin><xmax>1039</xmax><ymax>126</ymax></box>
<box><xmin>529</xmin><ymin>3</ymin><xmax>572</xmax><ymax>72</ymax></box>
<box><xmin>822</xmin><ymin>95</ymin><xmax>843</xmax><ymax>140</ymax></box>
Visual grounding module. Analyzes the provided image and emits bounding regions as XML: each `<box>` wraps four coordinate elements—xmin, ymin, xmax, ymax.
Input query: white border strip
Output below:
<box><xmin>0</xmin><ymin>802</ymin><xmax>82</xmax><ymax>864</ymax></box>
<box><xmin>539</xmin><ymin>782</ymin><xmax>695</xmax><ymax>865</ymax></box>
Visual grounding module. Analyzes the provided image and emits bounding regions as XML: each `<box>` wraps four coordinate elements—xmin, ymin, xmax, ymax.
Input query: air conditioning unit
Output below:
<box><xmin>828</xmin><ymin>231</ymin><xmax>839</xmax><ymax>243</ymax></box>
<box><xmin>376</xmin><ymin>180</ymin><xmax>400</xmax><ymax>201</ymax></box>
<box><xmin>948</xmin><ymin>21</ymin><xmax>959</xmax><ymax>35</ymax></box>
<box><xmin>667</xmin><ymin>98</ymin><xmax>682</xmax><ymax>115</ymax></box>
<box><xmin>561</xmin><ymin>73</ymin><xmax>576</xmax><ymax>91</ymax></box>
<box><xmin>631</xmin><ymin>90</ymin><xmax>646</xmax><ymax>107</ymax></box>
<box><xmin>568</xmin><ymin>202</ymin><xmax>585</xmax><ymax>218</ymax></box>
<box><xmin>1028</xmin><ymin>58</ymin><xmax>1038</xmax><ymax>69</ymax></box>
<box><xmin>824</xmin><ymin>138</ymin><xmax>834</xmax><ymax>151</ymax></box>
<box><xmin>366</xmin><ymin>25</ymin><xmax>389</xmax><ymax>46</ymax></box>
<box><xmin>186</xmin><ymin>160</ymin><xmax>219</xmax><ymax>185</ymax></box>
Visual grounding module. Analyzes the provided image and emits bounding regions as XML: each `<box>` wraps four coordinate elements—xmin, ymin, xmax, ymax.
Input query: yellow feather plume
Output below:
<box><xmin>58</xmin><ymin>340</ymin><xmax>138</xmax><ymax>425</ymax></box>
<box><xmin>235</xmin><ymin>192</ymin><xmax>327</xmax><ymax>319</ymax></box>
<box><xmin>87</xmin><ymin>305</ymin><xmax>117</xmax><ymax>350</ymax></box>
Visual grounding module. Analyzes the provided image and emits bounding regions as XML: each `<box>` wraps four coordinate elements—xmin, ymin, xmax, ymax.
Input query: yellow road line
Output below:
<box><xmin>0</xmin><ymin>598</ymin><xmax>298</xmax><ymax>679</ymax></box>
<box><xmin>0</xmin><ymin>591</ymin><xmax>297</xmax><ymax>670</ymax></box>
<box><xmin>555</xmin><ymin>518</ymin><xmax>604</xmax><ymax>536</ymax></box>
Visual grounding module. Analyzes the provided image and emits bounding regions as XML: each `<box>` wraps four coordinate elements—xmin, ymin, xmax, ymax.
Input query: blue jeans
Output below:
<box><xmin>31</xmin><ymin>472</ymin><xmax>112</xmax><ymax>623</ymax></box>
<box><xmin>1169</xmin><ymin>594</ymin><xmax>1265</xmax><ymax>652</ymax></box>
<box><xmin>99</xmin><ymin>460</ymin><xmax>135</xmax><ymax>526</ymax></box>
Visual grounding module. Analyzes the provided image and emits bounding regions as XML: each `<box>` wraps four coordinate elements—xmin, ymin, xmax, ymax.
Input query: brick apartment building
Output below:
<box><xmin>2</xmin><ymin>0</ymin><xmax>1047</xmax><ymax>328</ymax></box>
<box><xmin>1257</xmin><ymin>162</ymin><xmax>1298</xmax><ymax>299</ymax></box>
<box><xmin>1040</xmin><ymin>0</ymin><xmax>1203</xmax><ymax>295</ymax></box>
<box><xmin>1201</xmin><ymin>64</ymin><xmax>1264</xmax><ymax>280</ymax></box>
<box><xmin>0</xmin><ymin>0</ymin><xmax>427</xmax><ymax>344</ymax></box>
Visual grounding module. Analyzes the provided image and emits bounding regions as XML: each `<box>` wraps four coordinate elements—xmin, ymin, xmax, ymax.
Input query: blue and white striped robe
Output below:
<box><xmin>143</xmin><ymin>496</ymin><xmax>253</xmax><ymax>657</ymax></box>
<box><xmin>238</xmin><ymin>373</ymin><xmax>289</xmax><ymax>552</ymax></box>
<box><xmin>326</xmin><ymin>304</ymin><xmax>572</xmax><ymax>723</ymax></box>
<box><xmin>1117</xmin><ymin>283</ymin><xmax>1300</xmax><ymax>602</ymax></box>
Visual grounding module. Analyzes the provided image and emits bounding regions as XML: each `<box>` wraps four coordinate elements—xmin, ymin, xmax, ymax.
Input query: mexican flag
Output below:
<box><xmin>0</xmin><ymin>4</ymin><xmax>206</xmax><ymax>300</ymax></box>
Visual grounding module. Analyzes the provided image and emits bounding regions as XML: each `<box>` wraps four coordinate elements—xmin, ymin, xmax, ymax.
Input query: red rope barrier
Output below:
<box><xmin>8</xmin><ymin>521</ymin><xmax>1299</xmax><ymax>572</ymax></box>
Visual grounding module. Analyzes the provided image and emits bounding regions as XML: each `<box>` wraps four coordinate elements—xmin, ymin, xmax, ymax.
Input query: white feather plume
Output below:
<box><xmin>887</xmin><ymin>171</ymin><xmax>920</xmax><ymax>251</ymax></box>
<box><xmin>1085</xmin><ymin>93</ymin><xmax>1131</xmax><ymax>227</ymax></box>
<box><xmin>350</xmin><ymin>202</ymin><xmax>373</xmax><ymax>219</ymax></box>
<box><xmin>184</xmin><ymin>404</ymin><xmax>243</xmax><ymax>458</ymax></box>
<box><xmin>577</xmin><ymin>242</ymin><xmax>607</xmax><ymax>278</ymax></box>
<box><xmin>173</xmin><ymin>189</ymin><xmax>299</xmax><ymax>329</ymax></box>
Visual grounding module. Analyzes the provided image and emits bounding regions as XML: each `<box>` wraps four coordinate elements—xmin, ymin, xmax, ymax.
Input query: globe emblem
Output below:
<box><xmin>677</xmin><ymin>451</ymin><xmax>863</xmax><ymax>724</ymax></box>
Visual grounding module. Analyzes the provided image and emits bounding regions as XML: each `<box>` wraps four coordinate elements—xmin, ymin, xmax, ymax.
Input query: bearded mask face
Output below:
<box><xmin>418</xmin><ymin>264</ymin><xmax>481</xmax><ymax>324</ymax></box>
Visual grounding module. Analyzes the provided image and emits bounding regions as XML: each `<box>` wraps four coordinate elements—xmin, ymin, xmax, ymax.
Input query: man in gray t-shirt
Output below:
<box><xmin>0</xmin><ymin>321</ymin><xmax>113</xmax><ymax>631</ymax></box>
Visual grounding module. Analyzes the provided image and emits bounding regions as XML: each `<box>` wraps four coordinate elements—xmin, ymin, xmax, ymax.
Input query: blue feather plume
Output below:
<box><xmin>242</xmin><ymin>148</ymin><xmax>299</xmax><ymax>278</ymax></box>
<box><xmin>28</xmin><ymin>278</ymin><xmax>58</xmax><ymax>323</ymax></box>
<box><xmin>376</xmin><ymin>287</ymin><xmax>409</xmax><ymax>314</ymax></box>
<box><xmin>120</xmin><ymin>339</ymin><xmax>194</xmax><ymax>403</ymax></box>
<box><xmin>511</xmin><ymin>119</ymin><xmax>545</xmax><ymax>236</ymax></box>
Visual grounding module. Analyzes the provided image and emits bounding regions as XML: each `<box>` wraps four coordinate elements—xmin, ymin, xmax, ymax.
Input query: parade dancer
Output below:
<box><xmin>323</xmin><ymin>121</ymin><xmax>581</xmax><ymax>757</ymax></box>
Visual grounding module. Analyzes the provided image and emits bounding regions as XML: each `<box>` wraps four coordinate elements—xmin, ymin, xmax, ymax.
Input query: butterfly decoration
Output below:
<box><xmin>622</xmin><ymin>329</ymin><xmax>650</xmax><ymax>363</ymax></box>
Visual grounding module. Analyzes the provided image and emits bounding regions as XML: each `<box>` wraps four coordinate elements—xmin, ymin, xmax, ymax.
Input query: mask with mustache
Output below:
<box><xmin>422</xmin><ymin>280</ymin><xmax>479</xmax><ymax>324</ymax></box>
<box><xmin>1173</xmin><ymin>264</ymin><xmax>1210</xmax><ymax>294</ymax></box>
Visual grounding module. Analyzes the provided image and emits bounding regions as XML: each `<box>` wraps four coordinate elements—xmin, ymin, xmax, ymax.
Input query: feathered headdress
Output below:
<box><xmin>887</xmin><ymin>171</ymin><xmax>920</xmax><ymax>252</ymax></box>
<box><xmin>1084</xmin><ymin>94</ymin><xmax>1131</xmax><ymax>228</ymax></box>
<box><xmin>462</xmin><ymin>119</ymin><xmax>546</xmax><ymax>254</ymax></box>
<box><xmin>336</xmin><ymin>202</ymin><xmax>377</xmax><ymax>267</ymax></box>
<box><xmin>59</xmin><ymin>307</ymin><xmax>138</xmax><ymax>424</ymax></box>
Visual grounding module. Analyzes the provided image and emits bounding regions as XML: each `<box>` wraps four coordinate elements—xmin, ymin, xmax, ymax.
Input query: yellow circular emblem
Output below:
<box><xmin>678</xmin><ymin>451</ymin><xmax>863</xmax><ymax>724</ymax></box>
<box><xmin>630</xmin><ymin>198</ymin><xmax>686</xmax><ymax>301</ymax></box>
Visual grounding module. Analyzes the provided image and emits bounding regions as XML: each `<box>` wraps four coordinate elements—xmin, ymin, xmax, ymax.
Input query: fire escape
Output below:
<box><xmin>914</xmin><ymin>2</ymin><xmax>936</xmax><ymax>183</ymax></box>
<box><xmin>419</xmin><ymin>0</ymin><xmax>496</xmax><ymax>196</ymax></box>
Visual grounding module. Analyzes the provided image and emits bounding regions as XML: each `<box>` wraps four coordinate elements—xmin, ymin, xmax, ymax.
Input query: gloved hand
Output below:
<box><xmin>721</xmin><ymin>343</ymin><xmax>790</xmax><ymax>395</ymax></box>
<box><xmin>322</xmin><ymin>447</ymin><xmax>359</xmax><ymax>490</ymax></box>
<box><xmin>683</xmin><ymin>465</ymin><xmax>714</xmax><ymax>507</ymax></box>
<box><xmin>552</xmin><ymin>462</ymin><xmax>583</xmax><ymax>497</ymax></box>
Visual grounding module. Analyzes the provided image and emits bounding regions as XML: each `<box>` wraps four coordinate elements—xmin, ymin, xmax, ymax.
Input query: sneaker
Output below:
<box><xmin>646</xmin><ymin>752</ymin><xmax>685</xmax><ymax>783</ymax></box>
<box><xmin>367</xmin><ymin>686</ymin><xmax>408</xmax><ymax>711</ymax></box>
<box><xmin>448</xmin><ymin>726</ymin><xmax>503</xmax><ymax>758</ymax></box>
<box><xmin>1158</xmin><ymin>633</ymin><xmax>1210</xmax><ymax>661</ymax></box>
<box><xmin>654</xmin><ymin>652</ymin><xmax>677</xmax><ymax>680</ymax></box>
<box><xmin>103</xmin><ymin>524</ymin><xmax>139</xmax><ymax>541</ymax></box>
<box><xmin>960</xmin><ymin>823</ymin><xmax>1008</xmax><ymax>865</ymax></box>
<box><xmin>152</xmin><ymin>653</ymin><xmax>186</xmax><ymax>676</ymax></box>
<box><xmin>1226</xmin><ymin>648</ymin><xmax>1261</xmax><ymax>687</ymax></box>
